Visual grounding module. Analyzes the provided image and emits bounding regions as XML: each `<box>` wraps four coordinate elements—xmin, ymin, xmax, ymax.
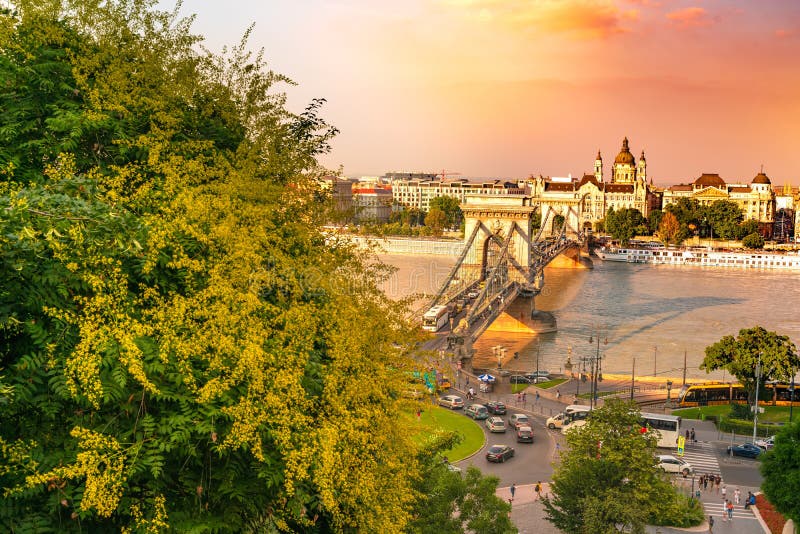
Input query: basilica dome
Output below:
<box><xmin>752</xmin><ymin>172</ymin><xmax>771</xmax><ymax>185</ymax></box>
<box><xmin>614</xmin><ymin>137</ymin><xmax>635</xmax><ymax>165</ymax></box>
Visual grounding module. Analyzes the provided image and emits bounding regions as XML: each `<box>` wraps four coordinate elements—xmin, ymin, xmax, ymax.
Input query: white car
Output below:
<box><xmin>656</xmin><ymin>454</ymin><xmax>693</xmax><ymax>476</ymax></box>
<box><xmin>755</xmin><ymin>436</ymin><xmax>775</xmax><ymax>450</ymax></box>
<box><xmin>485</xmin><ymin>416</ymin><xmax>507</xmax><ymax>433</ymax></box>
<box><xmin>546</xmin><ymin>413</ymin><xmax>568</xmax><ymax>429</ymax></box>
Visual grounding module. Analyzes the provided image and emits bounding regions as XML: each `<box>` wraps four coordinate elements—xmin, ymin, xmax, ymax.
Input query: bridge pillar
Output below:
<box><xmin>460</xmin><ymin>194</ymin><xmax>537</xmax><ymax>286</ymax></box>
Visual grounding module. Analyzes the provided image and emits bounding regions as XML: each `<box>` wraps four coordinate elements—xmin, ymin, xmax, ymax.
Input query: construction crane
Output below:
<box><xmin>439</xmin><ymin>169</ymin><xmax>462</xmax><ymax>180</ymax></box>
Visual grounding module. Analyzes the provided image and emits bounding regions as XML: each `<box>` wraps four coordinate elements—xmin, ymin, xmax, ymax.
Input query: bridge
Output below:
<box><xmin>427</xmin><ymin>193</ymin><xmax>590</xmax><ymax>351</ymax></box>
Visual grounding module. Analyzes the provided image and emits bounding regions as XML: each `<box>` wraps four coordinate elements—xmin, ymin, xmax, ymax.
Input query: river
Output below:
<box><xmin>378</xmin><ymin>253</ymin><xmax>800</xmax><ymax>382</ymax></box>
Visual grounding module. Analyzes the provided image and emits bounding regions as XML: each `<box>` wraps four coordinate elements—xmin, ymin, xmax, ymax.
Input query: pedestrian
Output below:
<box><xmin>534</xmin><ymin>391</ymin><xmax>539</xmax><ymax>403</ymax></box>
<box><xmin>555</xmin><ymin>442</ymin><xmax>561</xmax><ymax>457</ymax></box>
<box><xmin>685</xmin><ymin>429</ymin><xmax>690</xmax><ymax>441</ymax></box>
<box><xmin>734</xmin><ymin>487</ymin><xmax>740</xmax><ymax>505</ymax></box>
<box><xmin>517</xmin><ymin>392</ymin><xmax>522</xmax><ymax>404</ymax></box>
<box><xmin>556</xmin><ymin>389</ymin><xmax>561</xmax><ymax>399</ymax></box>
<box><xmin>703</xmin><ymin>475</ymin><xmax>709</xmax><ymax>490</ymax></box>
<box><xmin>691</xmin><ymin>428</ymin><xmax>696</xmax><ymax>443</ymax></box>
<box><xmin>524</xmin><ymin>391</ymin><xmax>528</xmax><ymax>404</ymax></box>
<box><xmin>535</xmin><ymin>481</ymin><xmax>542</xmax><ymax>499</ymax></box>
<box><xmin>510</xmin><ymin>483</ymin><xmax>516</xmax><ymax>501</ymax></box>
<box><xmin>698</xmin><ymin>475</ymin><xmax>704</xmax><ymax>491</ymax></box>
<box><xmin>715</xmin><ymin>475</ymin><xmax>721</xmax><ymax>493</ymax></box>
<box><xmin>721</xmin><ymin>485</ymin><xmax>726</xmax><ymax>500</ymax></box>
<box><xmin>708</xmin><ymin>514</ymin><xmax>714</xmax><ymax>533</ymax></box>
<box><xmin>721</xmin><ymin>500</ymin><xmax>727</xmax><ymax>521</ymax></box>
<box><xmin>726</xmin><ymin>500</ymin><xmax>734</xmax><ymax>522</ymax></box>
<box><xmin>416</xmin><ymin>408</ymin><xmax>421</xmax><ymax>419</ymax></box>
<box><xmin>744</xmin><ymin>491</ymin><xmax>753</xmax><ymax>509</ymax></box>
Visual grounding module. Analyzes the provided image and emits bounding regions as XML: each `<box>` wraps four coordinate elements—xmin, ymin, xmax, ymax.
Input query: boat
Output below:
<box><xmin>594</xmin><ymin>245</ymin><xmax>800</xmax><ymax>270</ymax></box>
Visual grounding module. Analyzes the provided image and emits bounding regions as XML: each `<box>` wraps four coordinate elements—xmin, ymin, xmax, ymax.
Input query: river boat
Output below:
<box><xmin>595</xmin><ymin>245</ymin><xmax>800</xmax><ymax>270</ymax></box>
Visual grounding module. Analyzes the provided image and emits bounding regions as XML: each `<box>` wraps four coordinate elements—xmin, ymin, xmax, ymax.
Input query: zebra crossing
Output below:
<box><xmin>678</xmin><ymin>441</ymin><xmax>722</xmax><ymax>478</ymax></box>
<box><xmin>702</xmin><ymin>501</ymin><xmax>756</xmax><ymax>521</ymax></box>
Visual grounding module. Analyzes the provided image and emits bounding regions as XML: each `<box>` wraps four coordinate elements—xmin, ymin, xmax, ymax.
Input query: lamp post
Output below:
<box><xmin>753</xmin><ymin>353</ymin><xmax>762</xmax><ymax>443</ymax></box>
<box><xmin>666</xmin><ymin>380</ymin><xmax>673</xmax><ymax>407</ymax></box>
<box><xmin>588</xmin><ymin>329</ymin><xmax>607</xmax><ymax>411</ymax></box>
<box><xmin>653</xmin><ymin>345</ymin><xmax>658</xmax><ymax>377</ymax></box>
<box><xmin>790</xmin><ymin>364</ymin><xmax>795</xmax><ymax>423</ymax></box>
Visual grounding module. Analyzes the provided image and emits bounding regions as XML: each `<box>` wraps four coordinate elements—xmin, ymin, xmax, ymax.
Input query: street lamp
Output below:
<box><xmin>753</xmin><ymin>352</ymin><xmax>762</xmax><ymax>443</ymax></box>
<box><xmin>588</xmin><ymin>329</ymin><xmax>608</xmax><ymax>411</ymax></box>
<box><xmin>666</xmin><ymin>380</ymin><xmax>673</xmax><ymax>406</ymax></box>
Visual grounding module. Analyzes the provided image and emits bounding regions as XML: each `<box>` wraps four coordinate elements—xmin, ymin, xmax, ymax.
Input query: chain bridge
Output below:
<box><xmin>427</xmin><ymin>193</ymin><xmax>590</xmax><ymax>349</ymax></box>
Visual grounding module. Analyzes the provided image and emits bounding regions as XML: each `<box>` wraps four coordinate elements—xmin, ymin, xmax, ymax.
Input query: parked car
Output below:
<box><xmin>438</xmin><ymin>395</ymin><xmax>464</xmax><ymax>410</ymax></box>
<box><xmin>546</xmin><ymin>412</ymin><xmax>568</xmax><ymax>429</ymax></box>
<box><xmin>485</xmin><ymin>416</ymin><xmax>507</xmax><ymax>433</ymax></box>
<box><xmin>509</xmin><ymin>375</ymin><xmax>532</xmax><ymax>384</ymax></box>
<box><xmin>516</xmin><ymin>425</ymin><xmax>534</xmax><ymax>443</ymax></box>
<box><xmin>656</xmin><ymin>454</ymin><xmax>693</xmax><ymax>476</ymax></box>
<box><xmin>508</xmin><ymin>413</ymin><xmax>530</xmax><ymax>430</ymax></box>
<box><xmin>485</xmin><ymin>444</ymin><xmax>515</xmax><ymax>463</ymax></box>
<box><xmin>465</xmin><ymin>404</ymin><xmax>490</xmax><ymax>420</ymax></box>
<box><xmin>524</xmin><ymin>371</ymin><xmax>551</xmax><ymax>380</ymax></box>
<box><xmin>755</xmin><ymin>436</ymin><xmax>775</xmax><ymax>451</ymax></box>
<box><xmin>484</xmin><ymin>401</ymin><xmax>506</xmax><ymax>415</ymax></box>
<box><xmin>726</xmin><ymin>442</ymin><xmax>762</xmax><ymax>458</ymax></box>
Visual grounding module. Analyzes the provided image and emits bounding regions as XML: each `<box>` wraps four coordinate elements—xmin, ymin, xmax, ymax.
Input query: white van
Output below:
<box><xmin>546</xmin><ymin>412</ymin><xmax>568</xmax><ymax>429</ymax></box>
<box><xmin>560</xmin><ymin>407</ymin><xmax>591</xmax><ymax>433</ymax></box>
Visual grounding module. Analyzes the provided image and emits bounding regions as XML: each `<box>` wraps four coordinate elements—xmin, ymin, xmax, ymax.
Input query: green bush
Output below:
<box><xmin>649</xmin><ymin>492</ymin><xmax>705</xmax><ymax>527</ymax></box>
<box><xmin>730</xmin><ymin>402</ymin><xmax>753</xmax><ymax>421</ymax></box>
<box><xmin>718</xmin><ymin>417</ymin><xmax>778</xmax><ymax>437</ymax></box>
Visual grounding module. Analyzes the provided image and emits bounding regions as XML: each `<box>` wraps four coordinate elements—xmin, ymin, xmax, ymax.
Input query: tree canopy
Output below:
<box><xmin>701</xmin><ymin>327</ymin><xmax>799</xmax><ymax>402</ymax></box>
<box><xmin>429</xmin><ymin>195</ymin><xmax>462</xmax><ymax>230</ymax></box>
<box><xmin>605</xmin><ymin>207</ymin><xmax>647</xmax><ymax>246</ymax></box>
<box><xmin>657</xmin><ymin>212</ymin><xmax>681</xmax><ymax>245</ymax></box>
<box><xmin>761</xmin><ymin>421</ymin><xmax>800</xmax><ymax>525</ymax></box>
<box><xmin>0</xmin><ymin>1</ymin><xmax>425</xmax><ymax>531</ymax></box>
<box><xmin>542</xmin><ymin>400</ymin><xmax>702</xmax><ymax>533</ymax></box>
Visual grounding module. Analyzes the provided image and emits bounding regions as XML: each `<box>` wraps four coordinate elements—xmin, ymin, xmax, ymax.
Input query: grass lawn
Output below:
<box><xmin>535</xmin><ymin>378</ymin><xmax>568</xmax><ymax>389</ymax></box>
<box><xmin>403</xmin><ymin>404</ymin><xmax>485</xmax><ymax>461</ymax></box>
<box><xmin>672</xmin><ymin>404</ymin><xmax>793</xmax><ymax>423</ymax></box>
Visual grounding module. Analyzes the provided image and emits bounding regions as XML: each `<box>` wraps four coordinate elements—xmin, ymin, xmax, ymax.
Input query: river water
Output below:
<box><xmin>378</xmin><ymin>254</ymin><xmax>800</xmax><ymax>381</ymax></box>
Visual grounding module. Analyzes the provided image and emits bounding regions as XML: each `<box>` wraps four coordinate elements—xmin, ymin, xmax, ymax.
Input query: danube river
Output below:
<box><xmin>379</xmin><ymin>253</ymin><xmax>800</xmax><ymax>382</ymax></box>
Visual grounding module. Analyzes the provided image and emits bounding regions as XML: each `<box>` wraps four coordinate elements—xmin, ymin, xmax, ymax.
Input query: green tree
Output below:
<box><xmin>737</xmin><ymin>219</ymin><xmax>760</xmax><ymax>240</ymax></box>
<box><xmin>701</xmin><ymin>327</ymin><xmax>799</xmax><ymax>403</ymax></box>
<box><xmin>542</xmin><ymin>400</ymin><xmax>702</xmax><ymax>533</ymax></box>
<box><xmin>705</xmin><ymin>200</ymin><xmax>743</xmax><ymax>240</ymax></box>
<box><xmin>665</xmin><ymin>198</ymin><xmax>701</xmax><ymax>242</ymax></box>
<box><xmin>742</xmin><ymin>232</ymin><xmax>765</xmax><ymax>249</ymax></box>
<box><xmin>0</xmin><ymin>2</ymin><xmax>421</xmax><ymax>532</ymax></box>
<box><xmin>425</xmin><ymin>208</ymin><xmax>447</xmax><ymax>237</ymax></box>
<box><xmin>761</xmin><ymin>421</ymin><xmax>800</xmax><ymax>524</ymax></box>
<box><xmin>429</xmin><ymin>195</ymin><xmax>462</xmax><ymax>229</ymax></box>
<box><xmin>658</xmin><ymin>211</ymin><xmax>681</xmax><ymax>245</ymax></box>
<box><xmin>605</xmin><ymin>207</ymin><xmax>646</xmax><ymax>246</ymax></box>
<box><xmin>647</xmin><ymin>209</ymin><xmax>663</xmax><ymax>235</ymax></box>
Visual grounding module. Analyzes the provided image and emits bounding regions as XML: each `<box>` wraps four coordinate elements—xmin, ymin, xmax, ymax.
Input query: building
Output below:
<box><xmin>352</xmin><ymin>185</ymin><xmax>393</xmax><ymax>222</ymax></box>
<box><xmin>528</xmin><ymin>137</ymin><xmax>660</xmax><ymax>233</ymax></box>
<box><xmin>390</xmin><ymin>177</ymin><xmax>524</xmax><ymax>213</ymax></box>
<box><xmin>662</xmin><ymin>171</ymin><xmax>776</xmax><ymax>235</ymax></box>
<box><xmin>317</xmin><ymin>175</ymin><xmax>355</xmax><ymax>214</ymax></box>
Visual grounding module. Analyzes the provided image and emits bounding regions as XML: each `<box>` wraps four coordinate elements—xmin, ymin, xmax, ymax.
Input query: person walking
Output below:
<box><xmin>691</xmin><ymin>428</ymin><xmax>696</xmax><ymax>443</ymax></box>
<box><xmin>535</xmin><ymin>481</ymin><xmax>542</xmax><ymax>499</ymax></box>
<box><xmin>534</xmin><ymin>391</ymin><xmax>539</xmax><ymax>403</ymax></box>
<box><xmin>556</xmin><ymin>389</ymin><xmax>561</xmax><ymax>399</ymax></box>
<box><xmin>734</xmin><ymin>487</ymin><xmax>740</xmax><ymax>505</ymax></box>
<box><xmin>685</xmin><ymin>429</ymin><xmax>690</xmax><ymax>441</ymax></box>
<box><xmin>510</xmin><ymin>483</ymin><xmax>516</xmax><ymax>502</ymax></box>
<box><xmin>721</xmin><ymin>485</ymin><xmax>727</xmax><ymax>501</ymax></box>
<box><xmin>721</xmin><ymin>500</ymin><xmax>727</xmax><ymax>521</ymax></box>
<box><xmin>726</xmin><ymin>500</ymin><xmax>734</xmax><ymax>522</ymax></box>
<box><xmin>708</xmin><ymin>514</ymin><xmax>714</xmax><ymax>533</ymax></box>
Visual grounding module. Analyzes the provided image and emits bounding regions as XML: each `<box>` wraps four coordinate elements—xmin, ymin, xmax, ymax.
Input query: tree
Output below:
<box><xmin>665</xmin><ymin>198</ymin><xmax>701</xmax><ymax>242</ymax></box>
<box><xmin>742</xmin><ymin>232</ymin><xmax>765</xmax><ymax>249</ymax></box>
<box><xmin>425</xmin><ymin>208</ymin><xmax>447</xmax><ymax>237</ymax></box>
<box><xmin>658</xmin><ymin>212</ymin><xmax>681</xmax><ymax>245</ymax></box>
<box><xmin>701</xmin><ymin>327</ymin><xmax>799</xmax><ymax>404</ymax></box>
<box><xmin>647</xmin><ymin>209</ymin><xmax>663</xmax><ymax>235</ymax></box>
<box><xmin>429</xmin><ymin>195</ymin><xmax>462</xmax><ymax>230</ymax></box>
<box><xmin>0</xmin><ymin>2</ymin><xmax>421</xmax><ymax>531</ymax></box>
<box><xmin>737</xmin><ymin>219</ymin><xmax>760</xmax><ymax>240</ymax></box>
<box><xmin>761</xmin><ymin>421</ymin><xmax>800</xmax><ymax>525</ymax></box>
<box><xmin>542</xmin><ymin>400</ymin><xmax>702</xmax><ymax>533</ymax></box>
<box><xmin>605</xmin><ymin>207</ymin><xmax>646</xmax><ymax>246</ymax></box>
<box><xmin>705</xmin><ymin>200</ymin><xmax>743</xmax><ymax>240</ymax></box>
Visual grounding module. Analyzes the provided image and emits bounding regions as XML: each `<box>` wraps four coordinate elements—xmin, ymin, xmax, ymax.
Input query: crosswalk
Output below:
<box><xmin>702</xmin><ymin>501</ymin><xmax>756</xmax><ymax>521</ymax></box>
<box><xmin>678</xmin><ymin>441</ymin><xmax>722</xmax><ymax>479</ymax></box>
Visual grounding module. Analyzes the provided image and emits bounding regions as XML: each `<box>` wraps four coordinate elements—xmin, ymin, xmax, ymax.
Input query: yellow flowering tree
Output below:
<box><xmin>0</xmin><ymin>1</ymin><xmax>421</xmax><ymax>531</ymax></box>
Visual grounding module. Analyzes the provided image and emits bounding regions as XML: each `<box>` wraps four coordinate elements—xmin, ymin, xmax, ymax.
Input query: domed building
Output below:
<box><xmin>610</xmin><ymin>137</ymin><xmax>643</xmax><ymax>184</ymax></box>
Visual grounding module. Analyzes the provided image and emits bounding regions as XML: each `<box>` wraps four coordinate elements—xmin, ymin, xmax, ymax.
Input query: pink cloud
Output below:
<box><xmin>666</xmin><ymin>7</ymin><xmax>715</xmax><ymax>28</ymax></box>
<box><xmin>775</xmin><ymin>28</ymin><xmax>796</xmax><ymax>39</ymax></box>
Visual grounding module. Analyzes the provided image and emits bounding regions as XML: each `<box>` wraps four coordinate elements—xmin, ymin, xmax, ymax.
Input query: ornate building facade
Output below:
<box><xmin>529</xmin><ymin>137</ymin><xmax>660</xmax><ymax>233</ymax></box>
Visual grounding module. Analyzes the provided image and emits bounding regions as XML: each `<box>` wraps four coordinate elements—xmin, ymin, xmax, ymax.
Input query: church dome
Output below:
<box><xmin>752</xmin><ymin>172</ymin><xmax>771</xmax><ymax>185</ymax></box>
<box><xmin>694</xmin><ymin>173</ymin><xmax>726</xmax><ymax>187</ymax></box>
<box><xmin>614</xmin><ymin>137</ymin><xmax>635</xmax><ymax>165</ymax></box>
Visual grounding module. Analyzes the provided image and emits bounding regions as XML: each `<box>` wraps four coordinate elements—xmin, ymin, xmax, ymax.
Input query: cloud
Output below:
<box><xmin>439</xmin><ymin>0</ymin><xmax>634</xmax><ymax>39</ymax></box>
<box><xmin>666</xmin><ymin>7</ymin><xmax>715</xmax><ymax>28</ymax></box>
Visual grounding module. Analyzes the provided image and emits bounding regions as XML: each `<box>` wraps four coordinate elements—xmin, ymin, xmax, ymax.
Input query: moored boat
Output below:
<box><xmin>595</xmin><ymin>245</ymin><xmax>800</xmax><ymax>270</ymax></box>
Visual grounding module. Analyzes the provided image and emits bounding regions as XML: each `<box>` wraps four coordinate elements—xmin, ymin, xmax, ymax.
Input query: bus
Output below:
<box><xmin>677</xmin><ymin>382</ymin><xmax>800</xmax><ymax>408</ymax></box>
<box><xmin>640</xmin><ymin>413</ymin><xmax>681</xmax><ymax>449</ymax></box>
<box><xmin>422</xmin><ymin>305</ymin><xmax>449</xmax><ymax>332</ymax></box>
<box><xmin>560</xmin><ymin>406</ymin><xmax>592</xmax><ymax>434</ymax></box>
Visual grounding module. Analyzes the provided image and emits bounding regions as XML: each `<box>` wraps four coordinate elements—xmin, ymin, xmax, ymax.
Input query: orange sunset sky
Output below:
<box><xmin>172</xmin><ymin>1</ymin><xmax>800</xmax><ymax>186</ymax></box>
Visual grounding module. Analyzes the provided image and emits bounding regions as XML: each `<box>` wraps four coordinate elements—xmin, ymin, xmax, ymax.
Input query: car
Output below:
<box><xmin>516</xmin><ymin>425</ymin><xmax>534</xmax><ymax>443</ymax></box>
<box><xmin>465</xmin><ymin>404</ymin><xmax>490</xmax><ymax>420</ymax></box>
<box><xmin>755</xmin><ymin>436</ymin><xmax>775</xmax><ymax>450</ymax></box>
<box><xmin>531</xmin><ymin>376</ymin><xmax>550</xmax><ymax>384</ymax></box>
<box><xmin>656</xmin><ymin>454</ymin><xmax>693</xmax><ymax>476</ymax></box>
<box><xmin>508</xmin><ymin>413</ymin><xmax>530</xmax><ymax>430</ymax></box>
<box><xmin>726</xmin><ymin>442</ymin><xmax>762</xmax><ymax>458</ymax></box>
<box><xmin>446</xmin><ymin>463</ymin><xmax>462</xmax><ymax>473</ymax></box>
<box><xmin>484</xmin><ymin>401</ymin><xmax>506</xmax><ymax>415</ymax></box>
<box><xmin>509</xmin><ymin>375</ymin><xmax>532</xmax><ymax>384</ymax></box>
<box><xmin>485</xmin><ymin>416</ymin><xmax>507</xmax><ymax>433</ymax></box>
<box><xmin>524</xmin><ymin>371</ymin><xmax>551</xmax><ymax>380</ymax></box>
<box><xmin>438</xmin><ymin>395</ymin><xmax>464</xmax><ymax>409</ymax></box>
<box><xmin>485</xmin><ymin>444</ymin><xmax>515</xmax><ymax>463</ymax></box>
<box><xmin>438</xmin><ymin>376</ymin><xmax>452</xmax><ymax>390</ymax></box>
<box><xmin>467</xmin><ymin>290</ymin><xmax>479</xmax><ymax>299</ymax></box>
<box><xmin>546</xmin><ymin>412</ymin><xmax>568</xmax><ymax>429</ymax></box>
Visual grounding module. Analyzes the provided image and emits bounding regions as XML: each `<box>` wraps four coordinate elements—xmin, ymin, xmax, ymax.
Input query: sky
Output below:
<box><xmin>166</xmin><ymin>1</ymin><xmax>800</xmax><ymax>186</ymax></box>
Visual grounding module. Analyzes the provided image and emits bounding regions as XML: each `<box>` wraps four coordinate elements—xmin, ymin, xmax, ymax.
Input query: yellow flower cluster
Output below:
<box><xmin>122</xmin><ymin>494</ymin><xmax>169</xmax><ymax>534</ymax></box>
<box><xmin>24</xmin><ymin>427</ymin><xmax>126</xmax><ymax>518</ymax></box>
